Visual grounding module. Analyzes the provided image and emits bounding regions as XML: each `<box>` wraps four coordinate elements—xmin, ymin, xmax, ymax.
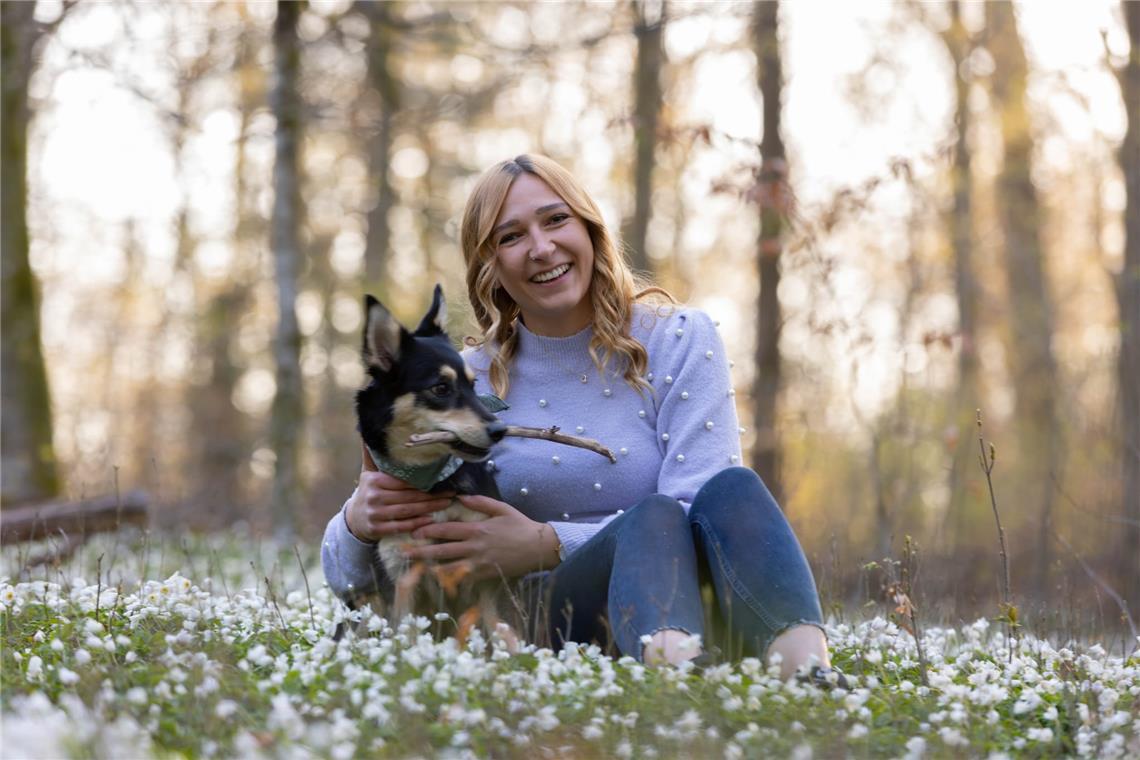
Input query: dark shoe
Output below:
<box><xmin>798</xmin><ymin>665</ymin><xmax>850</xmax><ymax>690</ymax></box>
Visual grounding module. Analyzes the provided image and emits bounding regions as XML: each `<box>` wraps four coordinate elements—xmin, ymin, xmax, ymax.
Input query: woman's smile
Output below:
<box><xmin>530</xmin><ymin>262</ymin><xmax>572</xmax><ymax>284</ymax></box>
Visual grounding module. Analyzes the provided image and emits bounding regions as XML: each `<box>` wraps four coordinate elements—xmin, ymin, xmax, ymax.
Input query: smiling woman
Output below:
<box><xmin>322</xmin><ymin>154</ymin><xmax>839</xmax><ymax>683</ymax></box>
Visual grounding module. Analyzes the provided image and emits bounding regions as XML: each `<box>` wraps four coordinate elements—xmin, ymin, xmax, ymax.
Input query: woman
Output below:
<box><xmin>322</xmin><ymin>154</ymin><xmax>841</xmax><ymax>684</ymax></box>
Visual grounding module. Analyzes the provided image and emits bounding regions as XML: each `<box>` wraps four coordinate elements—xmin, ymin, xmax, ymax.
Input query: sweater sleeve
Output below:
<box><xmin>548</xmin><ymin>515</ymin><xmax>618</xmax><ymax>557</ymax></box>
<box><xmin>649</xmin><ymin>309</ymin><xmax>742</xmax><ymax>509</ymax></box>
<box><xmin>320</xmin><ymin>491</ymin><xmax>391</xmax><ymax>603</ymax></box>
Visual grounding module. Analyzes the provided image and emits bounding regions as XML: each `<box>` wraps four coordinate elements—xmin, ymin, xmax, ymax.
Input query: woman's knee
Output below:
<box><xmin>690</xmin><ymin>467</ymin><xmax>778</xmax><ymax>525</ymax></box>
<box><xmin>618</xmin><ymin>494</ymin><xmax>688</xmax><ymax>536</ymax></box>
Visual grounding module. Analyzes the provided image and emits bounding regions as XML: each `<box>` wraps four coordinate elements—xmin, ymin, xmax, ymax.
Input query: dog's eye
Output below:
<box><xmin>430</xmin><ymin>382</ymin><xmax>451</xmax><ymax>398</ymax></box>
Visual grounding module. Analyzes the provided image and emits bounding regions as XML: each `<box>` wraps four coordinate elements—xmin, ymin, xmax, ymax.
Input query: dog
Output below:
<box><xmin>347</xmin><ymin>284</ymin><xmax>515</xmax><ymax>645</ymax></box>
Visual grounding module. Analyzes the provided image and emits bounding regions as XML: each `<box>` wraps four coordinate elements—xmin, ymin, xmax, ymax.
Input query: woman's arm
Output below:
<box><xmin>647</xmin><ymin>308</ymin><xmax>742</xmax><ymax>507</ymax></box>
<box><xmin>320</xmin><ymin>442</ymin><xmax>458</xmax><ymax>602</ymax></box>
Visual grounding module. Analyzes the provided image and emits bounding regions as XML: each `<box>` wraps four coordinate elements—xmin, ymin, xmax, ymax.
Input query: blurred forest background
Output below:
<box><xmin>2</xmin><ymin>0</ymin><xmax>1137</xmax><ymax>628</ymax></box>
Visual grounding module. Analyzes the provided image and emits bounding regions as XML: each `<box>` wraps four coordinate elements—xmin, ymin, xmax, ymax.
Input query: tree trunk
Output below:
<box><xmin>986</xmin><ymin>0</ymin><xmax>1059</xmax><ymax>596</ymax></box>
<box><xmin>623</xmin><ymin>0</ymin><xmax>665</xmax><ymax>276</ymax></box>
<box><xmin>1115</xmin><ymin>0</ymin><xmax>1140</xmax><ymax>606</ymax></box>
<box><xmin>1</xmin><ymin>2</ymin><xmax>61</xmax><ymax>506</ymax></box>
<box><xmin>269</xmin><ymin>0</ymin><xmax>306</xmax><ymax>541</ymax></box>
<box><xmin>361</xmin><ymin>0</ymin><xmax>398</xmax><ymax>293</ymax></box>
<box><xmin>750</xmin><ymin>0</ymin><xmax>787</xmax><ymax>504</ymax></box>
<box><xmin>942</xmin><ymin>0</ymin><xmax>983</xmax><ymax>554</ymax></box>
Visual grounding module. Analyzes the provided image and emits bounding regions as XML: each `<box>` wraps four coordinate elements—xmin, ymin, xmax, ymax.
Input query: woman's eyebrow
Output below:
<box><xmin>491</xmin><ymin>202</ymin><xmax>570</xmax><ymax>237</ymax></box>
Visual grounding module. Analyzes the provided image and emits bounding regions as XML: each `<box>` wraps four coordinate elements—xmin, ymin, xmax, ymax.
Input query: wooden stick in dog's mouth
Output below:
<box><xmin>406</xmin><ymin>426</ymin><xmax>617</xmax><ymax>463</ymax></box>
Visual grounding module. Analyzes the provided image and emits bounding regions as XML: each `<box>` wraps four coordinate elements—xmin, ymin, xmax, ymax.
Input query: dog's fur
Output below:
<box><xmin>351</xmin><ymin>285</ymin><xmax>512</xmax><ymax>640</ymax></box>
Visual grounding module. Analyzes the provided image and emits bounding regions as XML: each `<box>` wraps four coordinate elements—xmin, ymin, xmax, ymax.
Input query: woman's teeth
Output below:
<box><xmin>531</xmin><ymin>263</ymin><xmax>570</xmax><ymax>283</ymax></box>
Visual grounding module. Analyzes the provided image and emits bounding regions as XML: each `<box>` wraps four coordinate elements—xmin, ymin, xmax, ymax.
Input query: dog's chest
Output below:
<box><xmin>375</xmin><ymin>498</ymin><xmax>487</xmax><ymax>578</ymax></box>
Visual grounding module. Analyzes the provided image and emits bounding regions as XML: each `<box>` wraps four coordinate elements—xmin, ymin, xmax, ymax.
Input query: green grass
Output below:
<box><xmin>2</xmin><ymin>532</ymin><xmax>1137</xmax><ymax>758</ymax></box>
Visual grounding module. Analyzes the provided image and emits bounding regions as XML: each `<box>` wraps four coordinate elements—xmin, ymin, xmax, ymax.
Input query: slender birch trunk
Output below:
<box><xmin>269</xmin><ymin>0</ymin><xmax>306</xmax><ymax>540</ymax></box>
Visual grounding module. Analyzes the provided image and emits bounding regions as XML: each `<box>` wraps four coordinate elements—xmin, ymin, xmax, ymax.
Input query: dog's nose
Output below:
<box><xmin>486</xmin><ymin>421</ymin><xmax>507</xmax><ymax>443</ymax></box>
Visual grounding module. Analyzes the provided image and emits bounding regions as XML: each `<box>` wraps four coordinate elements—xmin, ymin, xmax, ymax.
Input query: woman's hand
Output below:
<box><xmin>402</xmin><ymin>494</ymin><xmax>562</xmax><ymax>580</ymax></box>
<box><xmin>345</xmin><ymin>440</ymin><xmax>455</xmax><ymax>543</ymax></box>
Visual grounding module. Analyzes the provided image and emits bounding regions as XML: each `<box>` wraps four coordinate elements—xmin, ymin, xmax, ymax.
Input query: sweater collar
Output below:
<box><xmin>515</xmin><ymin>319</ymin><xmax>594</xmax><ymax>362</ymax></box>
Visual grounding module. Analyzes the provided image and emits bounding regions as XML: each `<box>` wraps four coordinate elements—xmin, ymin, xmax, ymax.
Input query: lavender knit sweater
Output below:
<box><xmin>320</xmin><ymin>303</ymin><xmax>743</xmax><ymax>601</ymax></box>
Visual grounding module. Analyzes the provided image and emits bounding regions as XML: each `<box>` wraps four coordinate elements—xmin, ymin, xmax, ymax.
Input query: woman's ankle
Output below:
<box><xmin>642</xmin><ymin>628</ymin><xmax>702</xmax><ymax>666</ymax></box>
<box><xmin>766</xmin><ymin>624</ymin><xmax>830</xmax><ymax>680</ymax></box>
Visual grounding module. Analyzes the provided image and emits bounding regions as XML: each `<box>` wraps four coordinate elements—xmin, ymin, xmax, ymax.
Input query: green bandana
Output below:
<box><xmin>366</xmin><ymin>445</ymin><xmax>464</xmax><ymax>492</ymax></box>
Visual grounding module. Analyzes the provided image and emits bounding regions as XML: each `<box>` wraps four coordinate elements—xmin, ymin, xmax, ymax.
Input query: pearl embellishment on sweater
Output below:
<box><xmin>665</xmin><ymin>375</ymin><xmax>673</xmax><ymax>384</ymax></box>
<box><xmin>681</xmin><ymin>391</ymin><xmax>689</xmax><ymax>400</ymax></box>
<box><xmin>705</xmin><ymin>421</ymin><xmax>714</xmax><ymax>430</ymax></box>
<box><xmin>661</xmin><ymin>433</ymin><xmax>670</xmax><ymax>441</ymax></box>
<box><xmin>539</xmin><ymin>399</ymin><xmax>547</xmax><ymax>407</ymax></box>
<box><xmin>676</xmin><ymin>454</ymin><xmax>685</xmax><ymax>462</ymax></box>
<box><xmin>731</xmin><ymin>454</ymin><xmax>739</xmax><ymax>464</ymax></box>
<box><xmin>647</xmin><ymin>372</ymin><xmax>654</xmax><ymax>381</ymax></box>
<box><xmin>603</xmin><ymin>388</ymin><xmax>612</xmax><ymax>397</ymax></box>
<box><xmin>705</xmin><ymin>351</ymin><xmax>713</xmax><ymax>359</ymax></box>
<box><xmin>593</xmin><ymin>482</ymin><xmax>601</xmax><ymax>491</ymax></box>
<box><xmin>561</xmin><ymin>512</ymin><xmax>569</xmax><ymax>520</ymax></box>
<box><xmin>638</xmin><ymin>410</ymin><xmax>646</xmax><ymax>418</ymax></box>
<box><xmin>675</xmin><ymin>328</ymin><xmax>684</xmax><ymax>337</ymax></box>
<box><xmin>619</xmin><ymin>447</ymin><xmax>628</xmax><ymax>455</ymax></box>
<box><xmin>552</xmin><ymin>456</ymin><xmax>560</xmax><ymax>465</ymax></box>
<box><xmin>520</xmin><ymin>488</ymin><xmax>528</xmax><ymax>496</ymax></box>
<box><xmin>576</xmin><ymin>425</ymin><xmax>584</xmax><ymax>433</ymax></box>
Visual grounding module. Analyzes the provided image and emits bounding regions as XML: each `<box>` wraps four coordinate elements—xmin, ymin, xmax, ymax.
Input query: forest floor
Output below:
<box><xmin>1</xmin><ymin>530</ymin><xmax>1137</xmax><ymax>758</ymax></box>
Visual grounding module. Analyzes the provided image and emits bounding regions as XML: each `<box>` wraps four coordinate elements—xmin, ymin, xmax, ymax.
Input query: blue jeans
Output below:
<box><xmin>525</xmin><ymin>467</ymin><xmax>824</xmax><ymax>661</ymax></box>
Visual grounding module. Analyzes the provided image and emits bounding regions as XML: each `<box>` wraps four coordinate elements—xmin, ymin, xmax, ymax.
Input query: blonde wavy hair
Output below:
<box><xmin>461</xmin><ymin>154</ymin><xmax>674</xmax><ymax>399</ymax></box>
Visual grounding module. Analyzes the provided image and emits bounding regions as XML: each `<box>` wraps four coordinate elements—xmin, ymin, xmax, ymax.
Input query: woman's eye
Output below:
<box><xmin>548</xmin><ymin>213</ymin><xmax>569</xmax><ymax>224</ymax></box>
<box><xmin>431</xmin><ymin>383</ymin><xmax>450</xmax><ymax>397</ymax></box>
<box><xmin>498</xmin><ymin>232</ymin><xmax>519</xmax><ymax>246</ymax></box>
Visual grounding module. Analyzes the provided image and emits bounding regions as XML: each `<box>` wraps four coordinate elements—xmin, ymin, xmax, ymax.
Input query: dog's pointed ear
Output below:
<box><xmin>363</xmin><ymin>294</ymin><xmax>405</xmax><ymax>371</ymax></box>
<box><xmin>414</xmin><ymin>283</ymin><xmax>447</xmax><ymax>336</ymax></box>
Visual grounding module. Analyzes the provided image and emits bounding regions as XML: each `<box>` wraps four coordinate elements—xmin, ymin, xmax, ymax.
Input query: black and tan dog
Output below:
<box><xmin>350</xmin><ymin>285</ymin><xmax>513</xmax><ymax>643</ymax></box>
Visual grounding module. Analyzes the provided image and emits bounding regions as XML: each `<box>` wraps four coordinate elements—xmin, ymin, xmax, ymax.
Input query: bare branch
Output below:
<box><xmin>407</xmin><ymin>426</ymin><xmax>617</xmax><ymax>463</ymax></box>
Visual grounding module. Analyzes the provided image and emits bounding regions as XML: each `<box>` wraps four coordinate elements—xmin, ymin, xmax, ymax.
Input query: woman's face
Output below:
<box><xmin>491</xmin><ymin>173</ymin><xmax>595</xmax><ymax>337</ymax></box>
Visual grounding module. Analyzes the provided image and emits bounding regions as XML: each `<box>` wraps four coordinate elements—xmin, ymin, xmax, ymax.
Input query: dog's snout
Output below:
<box><xmin>486</xmin><ymin>421</ymin><xmax>507</xmax><ymax>443</ymax></box>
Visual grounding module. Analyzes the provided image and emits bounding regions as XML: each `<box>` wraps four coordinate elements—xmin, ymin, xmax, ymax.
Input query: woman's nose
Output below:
<box><xmin>530</xmin><ymin>230</ymin><xmax>556</xmax><ymax>259</ymax></box>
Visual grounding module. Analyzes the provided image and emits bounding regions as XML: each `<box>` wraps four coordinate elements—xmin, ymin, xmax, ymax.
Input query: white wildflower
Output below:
<box><xmin>25</xmin><ymin>656</ymin><xmax>43</xmax><ymax>681</ymax></box>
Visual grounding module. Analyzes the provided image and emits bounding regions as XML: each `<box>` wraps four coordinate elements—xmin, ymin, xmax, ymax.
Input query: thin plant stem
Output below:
<box><xmin>977</xmin><ymin>409</ymin><xmax>1016</xmax><ymax>661</ymax></box>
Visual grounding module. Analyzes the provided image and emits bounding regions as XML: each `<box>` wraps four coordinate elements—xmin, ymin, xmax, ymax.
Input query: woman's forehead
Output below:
<box><xmin>496</xmin><ymin>174</ymin><xmax>564</xmax><ymax>218</ymax></box>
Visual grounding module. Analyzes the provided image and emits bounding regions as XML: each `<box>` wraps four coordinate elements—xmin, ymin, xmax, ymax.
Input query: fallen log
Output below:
<box><xmin>0</xmin><ymin>490</ymin><xmax>148</xmax><ymax>545</ymax></box>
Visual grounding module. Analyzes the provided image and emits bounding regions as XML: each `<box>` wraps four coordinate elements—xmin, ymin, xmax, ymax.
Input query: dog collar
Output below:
<box><xmin>366</xmin><ymin>445</ymin><xmax>464</xmax><ymax>491</ymax></box>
